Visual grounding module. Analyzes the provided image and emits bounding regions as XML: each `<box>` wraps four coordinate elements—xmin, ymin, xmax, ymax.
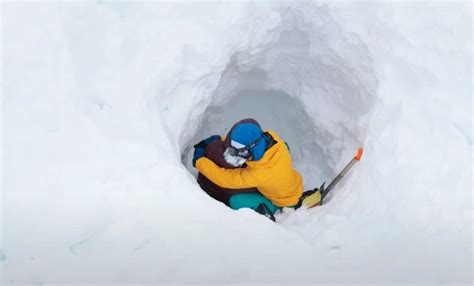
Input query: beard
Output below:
<box><xmin>223</xmin><ymin>147</ymin><xmax>247</xmax><ymax>167</ymax></box>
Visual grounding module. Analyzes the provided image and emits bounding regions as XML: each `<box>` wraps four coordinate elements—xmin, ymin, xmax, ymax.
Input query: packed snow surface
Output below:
<box><xmin>2</xmin><ymin>1</ymin><xmax>472</xmax><ymax>284</ymax></box>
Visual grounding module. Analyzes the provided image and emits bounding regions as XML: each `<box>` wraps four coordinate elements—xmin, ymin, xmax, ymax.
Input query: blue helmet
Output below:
<box><xmin>230</xmin><ymin>122</ymin><xmax>267</xmax><ymax>161</ymax></box>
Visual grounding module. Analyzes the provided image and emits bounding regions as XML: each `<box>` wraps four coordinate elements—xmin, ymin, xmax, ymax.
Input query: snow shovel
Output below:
<box><xmin>300</xmin><ymin>147</ymin><xmax>364</xmax><ymax>209</ymax></box>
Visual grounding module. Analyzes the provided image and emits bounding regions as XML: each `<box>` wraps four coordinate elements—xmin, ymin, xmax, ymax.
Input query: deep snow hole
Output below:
<box><xmin>183</xmin><ymin>88</ymin><xmax>332</xmax><ymax>189</ymax></box>
<box><xmin>181</xmin><ymin>7</ymin><xmax>377</xmax><ymax>192</ymax></box>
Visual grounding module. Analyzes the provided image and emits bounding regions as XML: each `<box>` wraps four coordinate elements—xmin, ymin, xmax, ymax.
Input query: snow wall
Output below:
<box><xmin>2</xmin><ymin>1</ymin><xmax>472</xmax><ymax>284</ymax></box>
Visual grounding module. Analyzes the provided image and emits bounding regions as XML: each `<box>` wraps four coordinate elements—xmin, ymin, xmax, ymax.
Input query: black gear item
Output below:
<box><xmin>255</xmin><ymin>203</ymin><xmax>276</xmax><ymax>222</ymax></box>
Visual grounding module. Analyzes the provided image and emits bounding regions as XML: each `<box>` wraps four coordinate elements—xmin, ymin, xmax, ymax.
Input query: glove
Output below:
<box><xmin>193</xmin><ymin>134</ymin><xmax>220</xmax><ymax>149</ymax></box>
<box><xmin>192</xmin><ymin>135</ymin><xmax>220</xmax><ymax>167</ymax></box>
<box><xmin>192</xmin><ymin>146</ymin><xmax>205</xmax><ymax>167</ymax></box>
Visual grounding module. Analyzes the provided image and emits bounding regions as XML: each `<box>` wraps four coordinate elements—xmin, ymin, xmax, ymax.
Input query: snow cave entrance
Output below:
<box><xmin>181</xmin><ymin>7</ymin><xmax>377</xmax><ymax>194</ymax></box>
<box><xmin>183</xmin><ymin>86</ymin><xmax>331</xmax><ymax>189</ymax></box>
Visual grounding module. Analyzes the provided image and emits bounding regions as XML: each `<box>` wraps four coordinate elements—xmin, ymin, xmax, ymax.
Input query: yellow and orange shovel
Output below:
<box><xmin>301</xmin><ymin>147</ymin><xmax>364</xmax><ymax>209</ymax></box>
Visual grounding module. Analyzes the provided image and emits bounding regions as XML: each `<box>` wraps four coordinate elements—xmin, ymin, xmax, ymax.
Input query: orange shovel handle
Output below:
<box><xmin>354</xmin><ymin>147</ymin><xmax>363</xmax><ymax>161</ymax></box>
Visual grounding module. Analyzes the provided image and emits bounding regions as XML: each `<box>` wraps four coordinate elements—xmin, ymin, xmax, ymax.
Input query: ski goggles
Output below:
<box><xmin>228</xmin><ymin>135</ymin><xmax>265</xmax><ymax>159</ymax></box>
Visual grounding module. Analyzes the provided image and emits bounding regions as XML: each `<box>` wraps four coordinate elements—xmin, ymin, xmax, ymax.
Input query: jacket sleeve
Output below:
<box><xmin>196</xmin><ymin>157</ymin><xmax>260</xmax><ymax>189</ymax></box>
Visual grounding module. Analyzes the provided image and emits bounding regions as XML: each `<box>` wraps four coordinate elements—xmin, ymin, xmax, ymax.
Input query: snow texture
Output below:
<box><xmin>1</xmin><ymin>1</ymin><xmax>472</xmax><ymax>285</ymax></box>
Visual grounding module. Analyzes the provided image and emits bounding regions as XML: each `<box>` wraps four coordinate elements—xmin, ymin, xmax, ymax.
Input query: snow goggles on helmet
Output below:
<box><xmin>229</xmin><ymin>134</ymin><xmax>265</xmax><ymax>159</ymax></box>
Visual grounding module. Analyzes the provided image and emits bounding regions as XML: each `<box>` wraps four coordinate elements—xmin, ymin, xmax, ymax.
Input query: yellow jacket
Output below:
<box><xmin>196</xmin><ymin>130</ymin><xmax>303</xmax><ymax>207</ymax></box>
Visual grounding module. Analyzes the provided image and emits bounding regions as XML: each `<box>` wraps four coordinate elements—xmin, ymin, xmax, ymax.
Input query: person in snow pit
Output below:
<box><xmin>192</xmin><ymin>118</ymin><xmax>303</xmax><ymax>221</ymax></box>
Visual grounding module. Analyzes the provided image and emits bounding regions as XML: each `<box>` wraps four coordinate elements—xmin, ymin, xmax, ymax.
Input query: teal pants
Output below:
<box><xmin>228</xmin><ymin>192</ymin><xmax>280</xmax><ymax>215</ymax></box>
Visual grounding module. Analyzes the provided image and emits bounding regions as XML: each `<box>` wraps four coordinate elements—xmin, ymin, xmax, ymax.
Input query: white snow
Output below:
<box><xmin>1</xmin><ymin>1</ymin><xmax>472</xmax><ymax>285</ymax></box>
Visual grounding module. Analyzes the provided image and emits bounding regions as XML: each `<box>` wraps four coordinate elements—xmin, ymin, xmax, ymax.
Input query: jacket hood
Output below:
<box><xmin>246</xmin><ymin>130</ymin><xmax>282</xmax><ymax>169</ymax></box>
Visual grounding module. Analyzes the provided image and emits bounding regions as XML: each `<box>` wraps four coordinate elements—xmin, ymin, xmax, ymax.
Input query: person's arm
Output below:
<box><xmin>196</xmin><ymin>157</ymin><xmax>260</xmax><ymax>189</ymax></box>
